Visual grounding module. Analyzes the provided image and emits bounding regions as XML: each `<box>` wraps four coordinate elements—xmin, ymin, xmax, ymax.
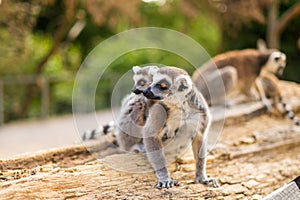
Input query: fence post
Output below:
<box><xmin>0</xmin><ymin>80</ymin><xmax>4</xmax><ymax>126</ymax></box>
<box><xmin>40</xmin><ymin>76</ymin><xmax>50</xmax><ymax>118</ymax></box>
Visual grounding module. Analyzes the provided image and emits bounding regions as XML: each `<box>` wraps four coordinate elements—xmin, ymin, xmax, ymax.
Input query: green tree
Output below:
<box><xmin>187</xmin><ymin>0</ymin><xmax>300</xmax><ymax>82</ymax></box>
<box><xmin>0</xmin><ymin>0</ymin><xmax>223</xmax><ymax>122</ymax></box>
<box><xmin>0</xmin><ymin>0</ymin><xmax>144</xmax><ymax>121</ymax></box>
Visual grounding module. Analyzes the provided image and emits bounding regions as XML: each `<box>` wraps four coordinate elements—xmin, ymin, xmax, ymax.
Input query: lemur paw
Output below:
<box><xmin>194</xmin><ymin>177</ymin><xmax>219</xmax><ymax>188</ymax></box>
<box><xmin>156</xmin><ymin>179</ymin><xmax>178</xmax><ymax>189</ymax></box>
<box><xmin>225</xmin><ymin>100</ymin><xmax>234</xmax><ymax>108</ymax></box>
<box><xmin>131</xmin><ymin>143</ymin><xmax>146</xmax><ymax>153</ymax></box>
<box><xmin>262</xmin><ymin>99</ymin><xmax>272</xmax><ymax>111</ymax></box>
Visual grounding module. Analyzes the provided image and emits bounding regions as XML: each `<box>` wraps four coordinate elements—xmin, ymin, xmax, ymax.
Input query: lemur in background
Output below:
<box><xmin>255</xmin><ymin>55</ymin><xmax>300</xmax><ymax>126</ymax></box>
<box><xmin>191</xmin><ymin>49</ymin><xmax>285</xmax><ymax>106</ymax></box>
<box><xmin>82</xmin><ymin>65</ymin><xmax>158</xmax><ymax>152</ymax></box>
<box><xmin>142</xmin><ymin>66</ymin><xmax>218</xmax><ymax>188</ymax></box>
<box><xmin>192</xmin><ymin>48</ymin><xmax>299</xmax><ymax>126</ymax></box>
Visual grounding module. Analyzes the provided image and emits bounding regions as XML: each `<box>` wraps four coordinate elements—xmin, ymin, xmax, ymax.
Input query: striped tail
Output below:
<box><xmin>281</xmin><ymin>102</ymin><xmax>300</xmax><ymax>126</ymax></box>
<box><xmin>82</xmin><ymin>121</ymin><xmax>116</xmax><ymax>141</ymax></box>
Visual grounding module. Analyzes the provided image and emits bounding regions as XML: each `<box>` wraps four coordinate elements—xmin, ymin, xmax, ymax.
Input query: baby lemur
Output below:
<box><xmin>142</xmin><ymin>66</ymin><xmax>218</xmax><ymax>188</ymax></box>
<box><xmin>116</xmin><ymin>65</ymin><xmax>158</xmax><ymax>152</ymax></box>
<box><xmin>82</xmin><ymin>65</ymin><xmax>158</xmax><ymax>152</ymax></box>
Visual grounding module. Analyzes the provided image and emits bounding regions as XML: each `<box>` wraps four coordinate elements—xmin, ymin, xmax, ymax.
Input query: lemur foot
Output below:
<box><xmin>194</xmin><ymin>176</ymin><xmax>219</xmax><ymax>188</ymax></box>
<box><xmin>225</xmin><ymin>100</ymin><xmax>234</xmax><ymax>108</ymax></box>
<box><xmin>131</xmin><ymin>143</ymin><xmax>146</xmax><ymax>153</ymax></box>
<box><xmin>156</xmin><ymin>179</ymin><xmax>178</xmax><ymax>189</ymax></box>
<box><xmin>262</xmin><ymin>98</ymin><xmax>272</xmax><ymax>111</ymax></box>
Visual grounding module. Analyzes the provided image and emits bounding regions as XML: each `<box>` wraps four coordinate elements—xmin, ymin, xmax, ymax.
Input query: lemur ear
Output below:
<box><xmin>175</xmin><ymin>75</ymin><xmax>193</xmax><ymax>92</ymax></box>
<box><xmin>132</xmin><ymin>66</ymin><xmax>141</xmax><ymax>73</ymax></box>
<box><xmin>149</xmin><ymin>66</ymin><xmax>159</xmax><ymax>76</ymax></box>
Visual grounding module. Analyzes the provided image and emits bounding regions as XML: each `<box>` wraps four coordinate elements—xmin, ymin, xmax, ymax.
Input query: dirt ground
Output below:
<box><xmin>0</xmin><ymin>81</ymin><xmax>300</xmax><ymax>200</ymax></box>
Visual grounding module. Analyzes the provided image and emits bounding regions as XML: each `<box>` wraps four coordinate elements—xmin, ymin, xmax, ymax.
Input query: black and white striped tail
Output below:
<box><xmin>82</xmin><ymin>121</ymin><xmax>116</xmax><ymax>141</ymax></box>
<box><xmin>281</xmin><ymin>102</ymin><xmax>300</xmax><ymax>126</ymax></box>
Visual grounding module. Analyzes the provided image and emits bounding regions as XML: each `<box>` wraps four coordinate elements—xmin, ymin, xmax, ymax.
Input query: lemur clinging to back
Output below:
<box><xmin>142</xmin><ymin>66</ymin><xmax>218</xmax><ymax>188</ymax></box>
<box><xmin>82</xmin><ymin>65</ymin><xmax>158</xmax><ymax>152</ymax></box>
<box><xmin>116</xmin><ymin>65</ymin><xmax>158</xmax><ymax>152</ymax></box>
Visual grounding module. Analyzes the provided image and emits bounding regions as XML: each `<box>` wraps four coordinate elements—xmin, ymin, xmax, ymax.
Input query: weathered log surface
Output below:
<box><xmin>0</xmin><ymin>80</ymin><xmax>300</xmax><ymax>200</ymax></box>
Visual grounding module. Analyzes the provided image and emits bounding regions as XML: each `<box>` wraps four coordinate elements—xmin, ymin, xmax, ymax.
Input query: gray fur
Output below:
<box><xmin>143</xmin><ymin>66</ymin><xmax>218</xmax><ymax>188</ymax></box>
<box><xmin>117</xmin><ymin>66</ymin><xmax>158</xmax><ymax>152</ymax></box>
<box><xmin>82</xmin><ymin>65</ymin><xmax>159</xmax><ymax>153</ymax></box>
<box><xmin>192</xmin><ymin>49</ymin><xmax>286</xmax><ymax>106</ymax></box>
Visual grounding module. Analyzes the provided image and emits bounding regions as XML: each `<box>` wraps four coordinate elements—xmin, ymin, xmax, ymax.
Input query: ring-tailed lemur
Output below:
<box><xmin>116</xmin><ymin>66</ymin><xmax>158</xmax><ymax>152</ymax></box>
<box><xmin>255</xmin><ymin>54</ymin><xmax>300</xmax><ymax>126</ymax></box>
<box><xmin>82</xmin><ymin>65</ymin><xmax>158</xmax><ymax>152</ymax></box>
<box><xmin>192</xmin><ymin>49</ymin><xmax>285</xmax><ymax>106</ymax></box>
<box><xmin>142</xmin><ymin>66</ymin><xmax>218</xmax><ymax>188</ymax></box>
<box><xmin>192</xmin><ymin>49</ymin><xmax>299</xmax><ymax>126</ymax></box>
<box><xmin>82</xmin><ymin>121</ymin><xmax>116</xmax><ymax>141</ymax></box>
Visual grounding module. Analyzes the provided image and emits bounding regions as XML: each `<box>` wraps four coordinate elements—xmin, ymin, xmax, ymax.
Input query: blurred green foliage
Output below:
<box><xmin>96</xmin><ymin>49</ymin><xmax>195</xmax><ymax>110</ymax></box>
<box><xmin>221</xmin><ymin>11</ymin><xmax>300</xmax><ymax>83</ymax></box>
<box><xmin>0</xmin><ymin>0</ymin><xmax>299</xmax><ymax>123</ymax></box>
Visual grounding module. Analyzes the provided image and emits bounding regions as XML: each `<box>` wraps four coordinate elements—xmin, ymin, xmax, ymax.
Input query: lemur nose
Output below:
<box><xmin>143</xmin><ymin>87</ymin><xmax>162</xmax><ymax>100</ymax></box>
<box><xmin>131</xmin><ymin>87</ymin><xmax>143</xmax><ymax>94</ymax></box>
<box><xmin>143</xmin><ymin>87</ymin><xmax>152</xmax><ymax>97</ymax></box>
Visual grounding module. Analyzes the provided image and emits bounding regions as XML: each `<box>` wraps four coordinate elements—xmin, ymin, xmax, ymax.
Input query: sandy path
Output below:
<box><xmin>0</xmin><ymin>110</ymin><xmax>114</xmax><ymax>159</ymax></box>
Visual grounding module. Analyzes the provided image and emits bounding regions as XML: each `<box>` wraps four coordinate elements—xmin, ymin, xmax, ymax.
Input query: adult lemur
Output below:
<box><xmin>142</xmin><ymin>66</ymin><xmax>218</xmax><ymax>188</ymax></box>
<box><xmin>192</xmin><ymin>49</ymin><xmax>299</xmax><ymax>126</ymax></box>
<box><xmin>192</xmin><ymin>49</ymin><xmax>286</xmax><ymax>106</ymax></box>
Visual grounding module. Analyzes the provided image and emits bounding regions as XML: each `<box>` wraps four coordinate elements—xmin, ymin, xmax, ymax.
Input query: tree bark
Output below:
<box><xmin>18</xmin><ymin>2</ymin><xmax>76</xmax><ymax>118</ymax></box>
<box><xmin>276</xmin><ymin>1</ymin><xmax>300</xmax><ymax>37</ymax></box>
<box><xmin>266</xmin><ymin>0</ymin><xmax>279</xmax><ymax>49</ymax></box>
<box><xmin>267</xmin><ymin>1</ymin><xmax>300</xmax><ymax>49</ymax></box>
<box><xmin>18</xmin><ymin>19</ymin><xmax>71</xmax><ymax>118</ymax></box>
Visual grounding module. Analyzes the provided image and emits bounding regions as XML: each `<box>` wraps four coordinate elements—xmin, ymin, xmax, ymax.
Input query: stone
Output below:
<box><xmin>221</xmin><ymin>184</ymin><xmax>248</xmax><ymax>195</ymax></box>
<box><xmin>242</xmin><ymin>179</ymin><xmax>260</xmax><ymax>189</ymax></box>
<box><xmin>252</xmin><ymin>194</ymin><xmax>263</xmax><ymax>200</ymax></box>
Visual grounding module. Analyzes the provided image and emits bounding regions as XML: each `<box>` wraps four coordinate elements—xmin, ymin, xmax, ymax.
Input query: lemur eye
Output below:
<box><xmin>138</xmin><ymin>80</ymin><xmax>146</xmax><ymax>86</ymax></box>
<box><xmin>160</xmin><ymin>83</ymin><xmax>168</xmax><ymax>90</ymax></box>
<box><xmin>161</xmin><ymin>83</ymin><xmax>166</xmax><ymax>88</ymax></box>
<box><xmin>274</xmin><ymin>56</ymin><xmax>280</xmax><ymax>62</ymax></box>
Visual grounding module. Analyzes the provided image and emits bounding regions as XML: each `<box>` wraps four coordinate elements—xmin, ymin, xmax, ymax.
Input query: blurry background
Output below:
<box><xmin>0</xmin><ymin>0</ymin><xmax>299</xmax><ymax>125</ymax></box>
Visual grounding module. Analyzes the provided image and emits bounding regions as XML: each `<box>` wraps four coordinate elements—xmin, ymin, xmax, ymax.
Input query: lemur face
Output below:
<box><xmin>143</xmin><ymin>72</ymin><xmax>172</xmax><ymax>100</ymax></box>
<box><xmin>131</xmin><ymin>65</ymin><xmax>159</xmax><ymax>94</ymax></box>
<box><xmin>143</xmin><ymin>66</ymin><xmax>193</xmax><ymax>101</ymax></box>
<box><xmin>265</xmin><ymin>51</ymin><xmax>287</xmax><ymax>77</ymax></box>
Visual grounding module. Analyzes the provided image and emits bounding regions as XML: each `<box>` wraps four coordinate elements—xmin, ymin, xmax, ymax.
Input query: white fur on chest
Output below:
<box><xmin>165</xmin><ymin>104</ymin><xmax>182</xmax><ymax>138</ymax></box>
<box><xmin>163</xmin><ymin>102</ymin><xmax>204</xmax><ymax>138</ymax></box>
<box><xmin>169</xmin><ymin>102</ymin><xmax>209</xmax><ymax>142</ymax></box>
